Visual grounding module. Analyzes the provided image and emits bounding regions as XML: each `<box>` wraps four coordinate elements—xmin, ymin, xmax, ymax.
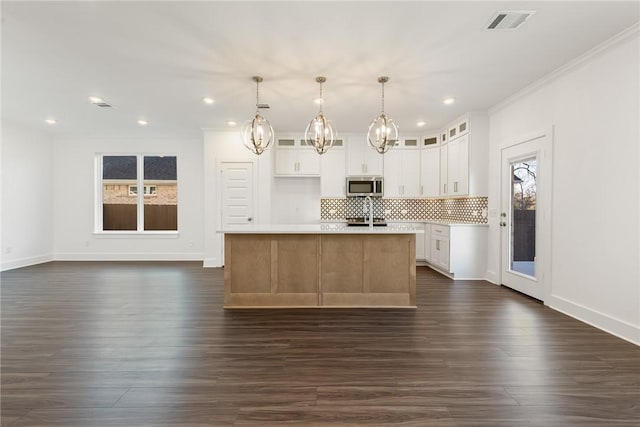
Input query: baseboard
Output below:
<box><xmin>54</xmin><ymin>252</ymin><xmax>204</xmax><ymax>261</ymax></box>
<box><xmin>1</xmin><ymin>254</ymin><xmax>54</xmax><ymax>271</ymax></box>
<box><xmin>485</xmin><ymin>270</ymin><xmax>499</xmax><ymax>284</ymax></box>
<box><xmin>203</xmin><ymin>257</ymin><xmax>221</xmax><ymax>268</ymax></box>
<box><xmin>547</xmin><ymin>294</ymin><xmax>640</xmax><ymax>346</ymax></box>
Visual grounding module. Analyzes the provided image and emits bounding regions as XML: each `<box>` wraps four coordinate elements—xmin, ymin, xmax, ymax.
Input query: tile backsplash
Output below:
<box><xmin>321</xmin><ymin>197</ymin><xmax>488</xmax><ymax>223</ymax></box>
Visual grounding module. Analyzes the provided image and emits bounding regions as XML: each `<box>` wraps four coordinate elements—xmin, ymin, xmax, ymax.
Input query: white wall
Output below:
<box><xmin>52</xmin><ymin>135</ymin><xmax>204</xmax><ymax>260</ymax></box>
<box><xmin>487</xmin><ymin>28</ymin><xmax>640</xmax><ymax>344</ymax></box>
<box><xmin>203</xmin><ymin>130</ymin><xmax>272</xmax><ymax>267</ymax></box>
<box><xmin>1</xmin><ymin>122</ymin><xmax>54</xmax><ymax>270</ymax></box>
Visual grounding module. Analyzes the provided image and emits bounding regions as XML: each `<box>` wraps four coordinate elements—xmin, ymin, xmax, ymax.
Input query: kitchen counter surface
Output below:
<box><xmin>219</xmin><ymin>223</ymin><xmax>424</xmax><ymax>234</ymax></box>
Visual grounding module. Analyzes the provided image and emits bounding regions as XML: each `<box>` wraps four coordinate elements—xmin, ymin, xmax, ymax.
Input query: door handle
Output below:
<box><xmin>248</xmin><ymin>217</ymin><xmax>253</xmax><ymax>222</ymax></box>
<box><xmin>500</xmin><ymin>222</ymin><xmax>506</xmax><ymax>227</ymax></box>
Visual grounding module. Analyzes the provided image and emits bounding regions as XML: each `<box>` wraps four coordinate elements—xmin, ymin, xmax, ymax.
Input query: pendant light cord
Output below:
<box><xmin>380</xmin><ymin>81</ymin><xmax>385</xmax><ymax>114</ymax></box>
<box><xmin>255</xmin><ymin>79</ymin><xmax>260</xmax><ymax>111</ymax></box>
<box><xmin>319</xmin><ymin>81</ymin><xmax>324</xmax><ymax>114</ymax></box>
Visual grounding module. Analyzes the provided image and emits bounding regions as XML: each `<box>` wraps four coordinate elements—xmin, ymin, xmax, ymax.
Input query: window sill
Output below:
<box><xmin>92</xmin><ymin>231</ymin><xmax>179</xmax><ymax>239</ymax></box>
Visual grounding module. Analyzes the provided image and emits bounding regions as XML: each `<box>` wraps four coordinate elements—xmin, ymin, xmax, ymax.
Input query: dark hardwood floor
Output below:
<box><xmin>2</xmin><ymin>262</ymin><xmax>639</xmax><ymax>426</ymax></box>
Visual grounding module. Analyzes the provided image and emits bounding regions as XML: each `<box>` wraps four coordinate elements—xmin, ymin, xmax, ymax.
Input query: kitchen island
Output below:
<box><xmin>218</xmin><ymin>224</ymin><xmax>421</xmax><ymax>308</ymax></box>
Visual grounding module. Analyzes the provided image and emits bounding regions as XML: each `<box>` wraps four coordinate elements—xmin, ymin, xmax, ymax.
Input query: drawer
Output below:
<box><xmin>431</xmin><ymin>224</ymin><xmax>450</xmax><ymax>238</ymax></box>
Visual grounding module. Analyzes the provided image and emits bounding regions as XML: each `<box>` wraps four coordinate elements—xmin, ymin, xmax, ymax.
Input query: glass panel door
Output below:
<box><xmin>510</xmin><ymin>158</ymin><xmax>536</xmax><ymax>278</ymax></box>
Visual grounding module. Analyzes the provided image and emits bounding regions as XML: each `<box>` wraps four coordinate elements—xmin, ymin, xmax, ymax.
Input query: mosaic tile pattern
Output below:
<box><xmin>440</xmin><ymin>197</ymin><xmax>488</xmax><ymax>223</ymax></box>
<box><xmin>321</xmin><ymin>197</ymin><xmax>488</xmax><ymax>223</ymax></box>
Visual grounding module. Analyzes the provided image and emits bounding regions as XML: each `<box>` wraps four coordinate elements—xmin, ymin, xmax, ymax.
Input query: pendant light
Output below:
<box><xmin>241</xmin><ymin>76</ymin><xmax>274</xmax><ymax>155</ymax></box>
<box><xmin>305</xmin><ymin>76</ymin><xmax>336</xmax><ymax>155</ymax></box>
<box><xmin>367</xmin><ymin>76</ymin><xmax>399</xmax><ymax>154</ymax></box>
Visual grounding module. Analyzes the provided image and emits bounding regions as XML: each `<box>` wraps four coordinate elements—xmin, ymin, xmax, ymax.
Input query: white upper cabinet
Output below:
<box><xmin>420</xmin><ymin>134</ymin><xmax>440</xmax><ymax>197</ymax></box>
<box><xmin>320</xmin><ymin>139</ymin><xmax>346</xmax><ymax>197</ymax></box>
<box><xmin>383</xmin><ymin>136</ymin><xmax>420</xmax><ymax>197</ymax></box>
<box><xmin>346</xmin><ymin>136</ymin><xmax>384</xmax><ymax>176</ymax></box>
<box><xmin>447</xmin><ymin>133</ymin><xmax>469</xmax><ymax>196</ymax></box>
<box><xmin>440</xmin><ymin>113</ymin><xmax>489</xmax><ymax>197</ymax></box>
<box><xmin>440</xmin><ymin>140</ymin><xmax>448</xmax><ymax>196</ymax></box>
<box><xmin>274</xmin><ymin>136</ymin><xmax>321</xmax><ymax>176</ymax></box>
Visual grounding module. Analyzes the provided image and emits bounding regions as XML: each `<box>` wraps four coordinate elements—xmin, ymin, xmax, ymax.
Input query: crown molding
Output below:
<box><xmin>489</xmin><ymin>23</ymin><xmax>640</xmax><ymax>116</ymax></box>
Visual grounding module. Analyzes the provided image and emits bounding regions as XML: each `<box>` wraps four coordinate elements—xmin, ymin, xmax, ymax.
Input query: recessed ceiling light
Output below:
<box><xmin>88</xmin><ymin>96</ymin><xmax>104</xmax><ymax>104</ymax></box>
<box><xmin>137</xmin><ymin>119</ymin><xmax>148</xmax><ymax>126</ymax></box>
<box><xmin>45</xmin><ymin>118</ymin><xmax>57</xmax><ymax>125</ymax></box>
<box><xmin>416</xmin><ymin>121</ymin><xmax>426</xmax><ymax>127</ymax></box>
<box><xmin>202</xmin><ymin>97</ymin><xmax>215</xmax><ymax>105</ymax></box>
<box><xmin>227</xmin><ymin>121</ymin><xmax>237</xmax><ymax>127</ymax></box>
<box><xmin>443</xmin><ymin>97</ymin><xmax>456</xmax><ymax>105</ymax></box>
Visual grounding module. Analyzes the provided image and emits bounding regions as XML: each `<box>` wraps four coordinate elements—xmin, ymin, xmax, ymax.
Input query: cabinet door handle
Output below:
<box><xmin>443</xmin><ymin>184</ymin><xmax>447</xmax><ymax>194</ymax></box>
<box><xmin>454</xmin><ymin>181</ymin><xmax>458</xmax><ymax>192</ymax></box>
<box><xmin>420</xmin><ymin>185</ymin><xmax>423</xmax><ymax>195</ymax></box>
<box><xmin>436</xmin><ymin>240</ymin><xmax>440</xmax><ymax>250</ymax></box>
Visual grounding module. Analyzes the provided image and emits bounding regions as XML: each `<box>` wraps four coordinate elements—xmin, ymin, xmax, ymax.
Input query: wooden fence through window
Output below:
<box><xmin>103</xmin><ymin>204</ymin><xmax>177</xmax><ymax>231</ymax></box>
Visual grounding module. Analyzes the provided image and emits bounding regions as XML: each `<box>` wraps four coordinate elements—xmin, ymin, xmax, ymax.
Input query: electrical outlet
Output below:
<box><xmin>384</xmin><ymin>209</ymin><xmax>391</xmax><ymax>215</ymax></box>
<box><xmin>482</xmin><ymin>208</ymin><xmax>488</xmax><ymax>218</ymax></box>
<box><xmin>472</xmin><ymin>210</ymin><xmax>478</xmax><ymax>217</ymax></box>
<box><xmin>329</xmin><ymin>209</ymin><xmax>336</xmax><ymax>214</ymax></box>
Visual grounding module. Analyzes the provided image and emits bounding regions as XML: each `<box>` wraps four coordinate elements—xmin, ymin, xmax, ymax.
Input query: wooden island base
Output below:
<box><xmin>224</xmin><ymin>233</ymin><xmax>416</xmax><ymax>308</ymax></box>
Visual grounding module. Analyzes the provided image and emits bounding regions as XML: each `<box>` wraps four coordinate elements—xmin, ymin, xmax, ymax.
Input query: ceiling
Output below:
<box><xmin>2</xmin><ymin>1</ymin><xmax>639</xmax><ymax>138</ymax></box>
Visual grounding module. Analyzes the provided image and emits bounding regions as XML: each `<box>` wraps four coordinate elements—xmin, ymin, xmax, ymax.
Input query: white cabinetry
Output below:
<box><xmin>320</xmin><ymin>139</ymin><xmax>346</xmax><ymax>197</ymax></box>
<box><xmin>425</xmin><ymin>223</ymin><xmax>488</xmax><ymax>279</ymax></box>
<box><xmin>439</xmin><ymin>113</ymin><xmax>489</xmax><ymax>197</ymax></box>
<box><xmin>423</xmin><ymin>223</ymin><xmax>432</xmax><ymax>263</ymax></box>
<box><xmin>447</xmin><ymin>133</ymin><xmax>469</xmax><ymax>196</ymax></box>
<box><xmin>430</xmin><ymin>224</ymin><xmax>450</xmax><ymax>272</ymax></box>
<box><xmin>383</xmin><ymin>137</ymin><xmax>420</xmax><ymax>197</ymax></box>
<box><xmin>440</xmin><ymin>141</ymin><xmax>448</xmax><ymax>196</ymax></box>
<box><xmin>346</xmin><ymin>137</ymin><xmax>383</xmax><ymax>176</ymax></box>
<box><xmin>420</xmin><ymin>134</ymin><xmax>440</xmax><ymax>197</ymax></box>
<box><xmin>413</xmin><ymin>223</ymin><xmax>425</xmax><ymax>260</ymax></box>
<box><xmin>274</xmin><ymin>136</ymin><xmax>321</xmax><ymax>176</ymax></box>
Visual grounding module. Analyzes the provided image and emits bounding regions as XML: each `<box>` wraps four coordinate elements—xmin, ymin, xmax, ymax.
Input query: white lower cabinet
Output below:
<box><xmin>430</xmin><ymin>224</ymin><xmax>450</xmax><ymax>272</ymax></box>
<box><xmin>413</xmin><ymin>223</ymin><xmax>425</xmax><ymax>260</ymax></box>
<box><xmin>424</xmin><ymin>223</ymin><xmax>488</xmax><ymax>279</ymax></box>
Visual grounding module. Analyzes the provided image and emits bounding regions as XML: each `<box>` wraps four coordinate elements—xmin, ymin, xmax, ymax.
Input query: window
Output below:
<box><xmin>99</xmin><ymin>155</ymin><xmax>177</xmax><ymax>232</ymax></box>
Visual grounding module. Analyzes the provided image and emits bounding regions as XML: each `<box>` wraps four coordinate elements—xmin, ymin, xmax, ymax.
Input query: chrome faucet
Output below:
<box><xmin>364</xmin><ymin>195</ymin><xmax>374</xmax><ymax>229</ymax></box>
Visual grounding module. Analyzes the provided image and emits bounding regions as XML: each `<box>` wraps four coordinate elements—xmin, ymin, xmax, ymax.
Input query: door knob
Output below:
<box><xmin>500</xmin><ymin>221</ymin><xmax>507</xmax><ymax>227</ymax></box>
<box><xmin>247</xmin><ymin>217</ymin><xmax>253</xmax><ymax>222</ymax></box>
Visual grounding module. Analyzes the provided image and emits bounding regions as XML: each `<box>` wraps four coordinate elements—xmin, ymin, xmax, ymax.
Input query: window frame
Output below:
<box><xmin>95</xmin><ymin>153</ymin><xmax>178</xmax><ymax>235</ymax></box>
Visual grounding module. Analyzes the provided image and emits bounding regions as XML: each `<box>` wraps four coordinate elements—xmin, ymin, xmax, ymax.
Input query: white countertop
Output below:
<box><xmin>218</xmin><ymin>223</ymin><xmax>424</xmax><ymax>234</ymax></box>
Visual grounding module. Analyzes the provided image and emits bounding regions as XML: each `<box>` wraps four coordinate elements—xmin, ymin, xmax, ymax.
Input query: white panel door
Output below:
<box><xmin>221</xmin><ymin>162</ymin><xmax>254</xmax><ymax>227</ymax></box>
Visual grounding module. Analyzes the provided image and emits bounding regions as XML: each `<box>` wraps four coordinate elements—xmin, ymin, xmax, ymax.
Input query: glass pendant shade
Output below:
<box><xmin>367</xmin><ymin>76</ymin><xmax>399</xmax><ymax>154</ymax></box>
<box><xmin>305</xmin><ymin>77</ymin><xmax>336</xmax><ymax>154</ymax></box>
<box><xmin>241</xmin><ymin>76</ymin><xmax>274</xmax><ymax>155</ymax></box>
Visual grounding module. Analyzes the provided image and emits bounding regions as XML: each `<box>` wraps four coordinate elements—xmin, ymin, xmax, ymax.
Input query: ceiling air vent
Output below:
<box><xmin>486</xmin><ymin>10</ymin><xmax>535</xmax><ymax>30</ymax></box>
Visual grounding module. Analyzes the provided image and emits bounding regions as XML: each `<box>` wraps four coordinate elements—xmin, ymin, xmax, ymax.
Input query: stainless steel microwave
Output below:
<box><xmin>346</xmin><ymin>176</ymin><xmax>383</xmax><ymax>197</ymax></box>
